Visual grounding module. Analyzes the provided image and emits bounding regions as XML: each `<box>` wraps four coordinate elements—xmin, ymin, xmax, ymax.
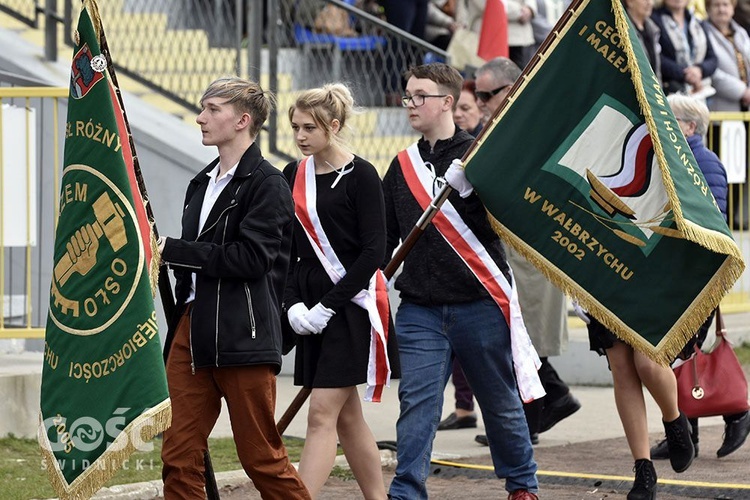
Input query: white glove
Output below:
<box><xmin>288</xmin><ymin>303</ymin><xmax>316</xmax><ymax>335</ymax></box>
<box><xmin>444</xmin><ymin>159</ymin><xmax>473</xmax><ymax>198</ymax></box>
<box><xmin>572</xmin><ymin>301</ymin><xmax>590</xmax><ymax>325</ymax></box>
<box><xmin>305</xmin><ymin>303</ymin><xmax>335</xmax><ymax>334</ymax></box>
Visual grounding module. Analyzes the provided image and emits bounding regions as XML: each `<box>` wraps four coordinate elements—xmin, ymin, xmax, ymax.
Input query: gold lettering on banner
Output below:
<box><xmin>576</xmin><ymin>20</ymin><xmax>629</xmax><ymax>73</ymax></box>
<box><xmin>523</xmin><ymin>187</ymin><xmax>634</xmax><ymax>280</ymax></box>
<box><xmin>44</xmin><ymin>342</ymin><xmax>59</xmax><ymax>370</ymax></box>
<box><xmin>66</xmin><ymin>311</ymin><xmax>159</xmax><ymax>383</ymax></box>
<box><xmin>67</xmin><ymin>120</ymin><xmax>122</xmax><ymax>152</ymax></box>
<box><xmin>647</xmin><ymin>75</ymin><xmax>717</xmax><ymax>206</ymax></box>
<box><xmin>52</xmin><ymin>414</ymin><xmax>75</xmax><ymax>454</ymax></box>
<box><xmin>59</xmin><ymin>182</ymin><xmax>88</xmax><ymax>215</ymax></box>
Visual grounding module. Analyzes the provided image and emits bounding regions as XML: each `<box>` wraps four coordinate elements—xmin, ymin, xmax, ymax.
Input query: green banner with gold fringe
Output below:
<box><xmin>38</xmin><ymin>1</ymin><xmax>170</xmax><ymax>497</ymax></box>
<box><xmin>463</xmin><ymin>0</ymin><xmax>744</xmax><ymax>364</ymax></box>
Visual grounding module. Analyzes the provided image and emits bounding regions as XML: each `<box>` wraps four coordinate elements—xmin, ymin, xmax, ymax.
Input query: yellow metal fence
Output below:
<box><xmin>0</xmin><ymin>86</ymin><xmax>66</xmax><ymax>339</ymax></box>
<box><xmin>706</xmin><ymin>112</ymin><xmax>750</xmax><ymax>312</ymax></box>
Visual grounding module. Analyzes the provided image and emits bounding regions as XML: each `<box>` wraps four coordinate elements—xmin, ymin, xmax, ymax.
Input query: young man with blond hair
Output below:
<box><xmin>158</xmin><ymin>77</ymin><xmax>310</xmax><ymax>499</ymax></box>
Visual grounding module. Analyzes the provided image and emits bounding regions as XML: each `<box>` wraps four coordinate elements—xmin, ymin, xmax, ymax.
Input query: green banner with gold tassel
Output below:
<box><xmin>38</xmin><ymin>1</ymin><xmax>170</xmax><ymax>497</ymax></box>
<box><xmin>463</xmin><ymin>0</ymin><xmax>744</xmax><ymax>364</ymax></box>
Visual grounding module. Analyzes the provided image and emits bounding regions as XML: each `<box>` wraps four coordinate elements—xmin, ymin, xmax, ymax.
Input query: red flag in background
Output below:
<box><xmin>478</xmin><ymin>0</ymin><xmax>509</xmax><ymax>59</ymax></box>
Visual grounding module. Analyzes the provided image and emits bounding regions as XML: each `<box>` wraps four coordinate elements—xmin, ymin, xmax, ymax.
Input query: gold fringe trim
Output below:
<box><xmin>83</xmin><ymin>0</ymin><xmax>103</xmax><ymax>43</ymax></box>
<box><xmin>612</xmin><ymin>0</ymin><xmax>743</xmax><ymax>264</ymax></box>
<box><xmin>475</xmin><ymin>0</ymin><xmax>744</xmax><ymax>365</ymax></box>
<box><xmin>39</xmin><ymin>399</ymin><xmax>172</xmax><ymax>500</ymax></box>
<box><xmin>608</xmin><ymin>0</ymin><xmax>745</xmax><ymax>362</ymax></box>
<box><xmin>148</xmin><ymin>212</ymin><xmax>160</xmax><ymax>299</ymax></box>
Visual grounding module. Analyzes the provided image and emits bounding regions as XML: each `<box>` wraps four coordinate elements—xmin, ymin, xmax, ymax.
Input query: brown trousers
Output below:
<box><xmin>161</xmin><ymin>308</ymin><xmax>310</xmax><ymax>499</ymax></box>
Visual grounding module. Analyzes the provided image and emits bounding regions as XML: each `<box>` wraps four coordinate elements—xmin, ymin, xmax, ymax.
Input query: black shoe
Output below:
<box><xmin>627</xmin><ymin>459</ymin><xmax>657</xmax><ymax>500</ymax></box>
<box><xmin>650</xmin><ymin>436</ymin><xmax>699</xmax><ymax>460</ymax></box>
<box><xmin>475</xmin><ymin>433</ymin><xmax>537</xmax><ymax>446</ymax></box>
<box><xmin>539</xmin><ymin>393</ymin><xmax>581</xmax><ymax>433</ymax></box>
<box><xmin>437</xmin><ymin>412</ymin><xmax>477</xmax><ymax>431</ymax></box>
<box><xmin>530</xmin><ymin>432</ymin><xmax>539</xmax><ymax>445</ymax></box>
<box><xmin>663</xmin><ymin>412</ymin><xmax>695</xmax><ymax>473</ymax></box>
<box><xmin>717</xmin><ymin>412</ymin><xmax>750</xmax><ymax>458</ymax></box>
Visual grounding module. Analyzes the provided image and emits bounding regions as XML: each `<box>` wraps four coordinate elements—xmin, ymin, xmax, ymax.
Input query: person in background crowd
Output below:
<box><xmin>508</xmin><ymin>0</ymin><xmax>539</xmax><ymax>68</ymax></box>
<box><xmin>703</xmin><ymin>0</ymin><xmax>750</xmax><ymax>228</ymax></box>
<box><xmin>381</xmin><ymin>0</ymin><xmax>431</xmax><ymax>105</ymax></box>
<box><xmin>648</xmin><ymin>94</ymin><xmax>750</xmax><ymax>462</ymax></box>
<box><xmin>626</xmin><ymin>0</ymin><xmax>662</xmax><ymax>84</ymax></box>
<box><xmin>733</xmin><ymin>0</ymin><xmax>750</xmax><ymax>29</ymax></box>
<box><xmin>158</xmin><ymin>76</ymin><xmax>310</xmax><ymax>499</ymax></box>
<box><xmin>425</xmin><ymin>0</ymin><xmax>462</xmax><ymax>50</ymax></box>
<box><xmin>704</xmin><ymin>0</ymin><xmax>750</xmax><ymax>110</ymax></box>
<box><xmin>531</xmin><ymin>0</ymin><xmax>570</xmax><ymax>51</ymax></box>
<box><xmin>651</xmin><ymin>0</ymin><xmax>718</xmax><ymax>95</ymax></box>
<box><xmin>453</xmin><ymin>79</ymin><xmax>485</xmax><ymax>137</ymax></box>
<box><xmin>472</xmin><ymin>57</ymin><xmax>580</xmax><ymax>448</ymax></box>
<box><xmin>455</xmin><ymin>0</ymin><xmax>538</xmax><ymax>69</ymax></box>
<box><xmin>384</xmin><ymin>62</ymin><xmax>540</xmax><ymax>500</ymax></box>
<box><xmin>583</xmin><ymin>309</ymin><xmax>695</xmax><ymax>500</ymax></box>
<box><xmin>283</xmin><ymin>83</ymin><xmax>400</xmax><ymax>499</ymax></box>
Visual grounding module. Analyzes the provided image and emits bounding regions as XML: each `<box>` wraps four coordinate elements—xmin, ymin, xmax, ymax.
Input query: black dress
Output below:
<box><xmin>283</xmin><ymin>156</ymin><xmax>400</xmax><ymax>388</ymax></box>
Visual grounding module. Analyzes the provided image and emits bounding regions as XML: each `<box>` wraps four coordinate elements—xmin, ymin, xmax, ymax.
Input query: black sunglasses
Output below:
<box><xmin>475</xmin><ymin>84</ymin><xmax>512</xmax><ymax>102</ymax></box>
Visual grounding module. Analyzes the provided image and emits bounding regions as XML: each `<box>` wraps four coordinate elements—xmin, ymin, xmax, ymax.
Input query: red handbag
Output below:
<box><xmin>674</xmin><ymin>308</ymin><xmax>750</xmax><ymax>419</ymax></box>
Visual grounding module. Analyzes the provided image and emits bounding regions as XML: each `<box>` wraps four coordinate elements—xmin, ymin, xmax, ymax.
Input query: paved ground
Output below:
<box><xmin>8</xmin><ymin>317</ymin><xmax>750</xmax><ymax>498</ymax></box>
<box><xmin>88</xmin><ymin>373</ymin><xmax>750</xmax><ymax>499</ymax></box>
<box><xmin>215</xmin><ymin>422</ymin><xmax>750</xmax><ymax>499</ymax></box>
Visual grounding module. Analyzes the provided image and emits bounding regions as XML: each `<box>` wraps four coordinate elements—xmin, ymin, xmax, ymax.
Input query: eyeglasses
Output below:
<box><xmin>474</xmin><ymin>84</ymin><xmax>512</xmax><ymax>102</ymax></box>
<box><xmin>401</xmin><ymin>94</ymin><xmax>448</xmax><ymax>107</ymax></box>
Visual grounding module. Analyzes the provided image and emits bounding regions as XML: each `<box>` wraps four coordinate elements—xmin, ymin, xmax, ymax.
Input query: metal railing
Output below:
<box><xmin>2</xmin><ymin>0</ymin><xmax>448</xmax><ymax>171</ymax></box>
<box><xmin>0</xmin><ymin>75</ymin><xmax>67</xmax><ymax>340</ymax></box>
<box><xmin>0</xmin><ymin>0</ymin><xmax>38</xmax><ymax>27</ymax></box>
<box><xmin>267</xmin><ymin>0</ymin><xmax>448</xmax><ymax>172</ymax></box>
<box><xmin>706</xmin><ymin>112</ymin><xmax>750</xmax><ymax>310</ymax></box>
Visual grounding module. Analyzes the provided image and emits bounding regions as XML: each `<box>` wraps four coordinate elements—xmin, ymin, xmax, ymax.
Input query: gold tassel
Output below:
<box><xmin>40</xmin><ymin>400</ymin><xmax>172</xmax><ymax>500</ymax></box>
<box><xmin>468</xmin><ymin>0</ymin><xmax>743</xmax><ymax>364</ymax></box>
<box><xmin>83</xmin><ymin>0</ymin><xmax>103</xmax><ymax>43</ymax></box>
<box><xmin>148</xmin><ymin>213</ymin><xmax>161</xmax><ymax>299</ymax></box>
<box><xmin>610</xmin><ymin>0</ymin><xmax>744</xmax><ymax>362</ymax></box>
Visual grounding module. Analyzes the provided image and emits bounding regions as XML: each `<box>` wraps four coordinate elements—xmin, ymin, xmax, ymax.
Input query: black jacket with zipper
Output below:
<box><xmin>162</xmin><ymin>143</ymin><xmax>294</xmax><ymax>373</ymax></box>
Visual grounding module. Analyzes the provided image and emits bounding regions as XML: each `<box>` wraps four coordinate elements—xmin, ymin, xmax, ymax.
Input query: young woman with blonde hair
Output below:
<box><xmin>283</xmin><ymin>83</ymin><xmax>399</xmax><ymax>499</ymax></box>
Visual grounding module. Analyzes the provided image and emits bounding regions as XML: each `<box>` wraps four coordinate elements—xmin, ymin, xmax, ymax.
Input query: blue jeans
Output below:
<box><xmin>388</xmin><ymin>300</ymin><xmax>538</xmax><ymax>499</ymax></box>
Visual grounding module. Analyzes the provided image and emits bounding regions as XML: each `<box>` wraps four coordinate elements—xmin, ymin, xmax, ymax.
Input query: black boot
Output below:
<box><xmin>717</xmin><ymin>412</ymin><xmax>750</xmax><ymax>458</ymax></box>
<box><xmin>650</xmin><ymin>417</ymin><xmax>699</xmax><ymax>460</ymax></box>
<box><xmin>663</xmin><ymin>411</ymin><xmax>695</xmax><ymax>473</ymax></box>
<box><xmin>627</xmin><ymin>459</ymin><xmax>657</xmax><ymax>500</ymax></box>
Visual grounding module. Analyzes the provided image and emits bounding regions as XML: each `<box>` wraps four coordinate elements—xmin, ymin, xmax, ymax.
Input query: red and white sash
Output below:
<box><xmin>293</xmin><ymin>157</ymin><xmax>391</xmax><ymax>402</ymax></box>
<box><xmin>398</xmin><ymin>144</ymin><xmax>544</xmax><ymax>402</ymax></box>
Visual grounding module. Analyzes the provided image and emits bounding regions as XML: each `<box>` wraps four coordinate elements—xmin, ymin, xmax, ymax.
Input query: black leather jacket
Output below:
<box><xmin>162</xmin><ymin>143</ymin><xmax>294</xmax><ymax>373</ymax></box>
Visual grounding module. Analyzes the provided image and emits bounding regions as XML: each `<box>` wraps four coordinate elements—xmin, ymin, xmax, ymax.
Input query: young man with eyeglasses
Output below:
<box><xmin>383</xmin><ymin>62</ymin><xmax>539</xmax><ymax>500</ymax></box>
<box><xmin>473</xmin><ymin>57</ymin><xmax>581</xmax><ymax>448</ymax></box>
